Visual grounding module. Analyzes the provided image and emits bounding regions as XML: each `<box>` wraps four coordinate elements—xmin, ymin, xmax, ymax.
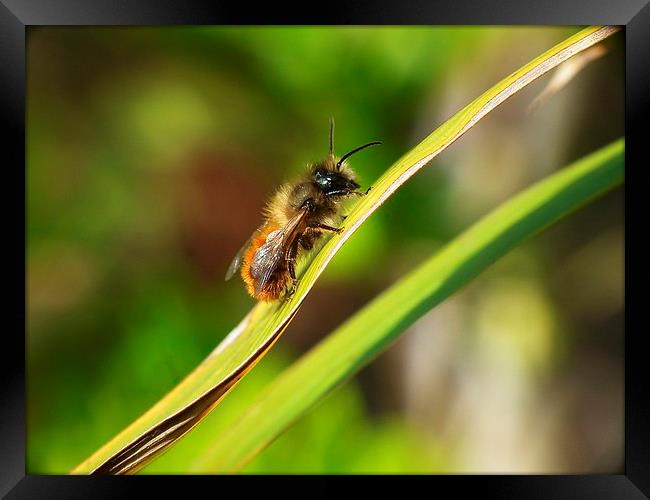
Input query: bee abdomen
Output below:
<box><xmin>240</xmin><ymin>223</ymin><xmax>291</xmax><ymax>301</ymax></box>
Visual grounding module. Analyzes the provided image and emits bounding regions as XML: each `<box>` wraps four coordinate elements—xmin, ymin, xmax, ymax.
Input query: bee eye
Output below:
<box><xmin>314</xmin><ymin>170</ymin><xmax>331</xmax><ymax>188</ymax></box>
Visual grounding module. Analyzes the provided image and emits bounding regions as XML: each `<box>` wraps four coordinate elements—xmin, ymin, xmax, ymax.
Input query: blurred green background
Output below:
<box><xmin>27</xmin><ymin>26</ymin><xmax>624</xmax><ymax>473</ymax></box>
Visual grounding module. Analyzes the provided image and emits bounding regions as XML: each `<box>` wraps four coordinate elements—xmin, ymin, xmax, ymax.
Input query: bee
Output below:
<box><xmin>225</xmin><ymin>119</ymin><xmax>381</xmax><ymax>301</ymax></box>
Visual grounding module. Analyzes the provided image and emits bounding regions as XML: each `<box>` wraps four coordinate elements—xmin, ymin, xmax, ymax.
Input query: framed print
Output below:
<box><xmin>2</xmin><ymin>0</ymin><xmax>647</xmax><ymax>497</ymax></box>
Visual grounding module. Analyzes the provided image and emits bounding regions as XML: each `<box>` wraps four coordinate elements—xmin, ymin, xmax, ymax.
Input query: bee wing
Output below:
<box><xmin>250</xmin><ymin>209</ymin><xmax>308</xmax><ymax>295</ymax></box>
<box><xmin>225</xmin><ymin>235</ymin><xmax>254</xmax><ymax>281</ymax></box>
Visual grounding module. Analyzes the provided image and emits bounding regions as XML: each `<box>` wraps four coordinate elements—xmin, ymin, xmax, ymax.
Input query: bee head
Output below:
<box><xmin>313</xmin><ymin>167</ymin><xmax>360</xmax><ymax>196</ymax></box>
<box><xmin>315</xmin><ymin>118</ymin><xmax>381</xmax><ymax>196</ymax></box>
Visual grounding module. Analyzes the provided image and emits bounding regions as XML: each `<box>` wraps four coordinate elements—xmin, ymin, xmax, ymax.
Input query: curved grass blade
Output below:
<box><xmin>189</xmin><ymin>139</ymin><xmax>625</xmax><ymax>472</ymax></box>
<box><xmin>71</xmin><ymin>25</ymin><xmax>619</xmax><ymax>475</ymax></box>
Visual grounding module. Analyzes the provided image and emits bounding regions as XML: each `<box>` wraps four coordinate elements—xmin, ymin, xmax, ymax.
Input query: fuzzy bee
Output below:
<box><xmin>225</xmin><ymin>119</ymin><xmax>381</xmax><ymax>301</ymax></box>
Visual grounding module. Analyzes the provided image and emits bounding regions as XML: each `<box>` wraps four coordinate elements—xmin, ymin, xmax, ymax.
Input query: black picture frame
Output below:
<box><xmin>3</xmin><ymin>1</ymin><xmax>647</xmax><ymax>497</ymax></box>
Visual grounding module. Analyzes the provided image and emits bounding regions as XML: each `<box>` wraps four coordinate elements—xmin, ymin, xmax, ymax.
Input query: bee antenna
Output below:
<box><xmin>329</xmin><ymin>117</ymin><xmax>335</xmax><ymax>156</ymax></box>
<box><xmin>336</xmin><ymin>141</ymin><xmax>382</xmax><ymax>170</ymax></box>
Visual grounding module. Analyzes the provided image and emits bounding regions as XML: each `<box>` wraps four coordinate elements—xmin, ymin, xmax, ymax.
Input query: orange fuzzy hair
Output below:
<box><xmin>240</xmin><ymin>222</ymin><xmax>291</xmax><ymax>301</ymax></box>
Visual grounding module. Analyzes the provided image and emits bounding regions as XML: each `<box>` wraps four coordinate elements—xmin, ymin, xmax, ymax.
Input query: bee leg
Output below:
<box><xmin>310</xmin><ymin>223</ymin><xmax>343</xmax><ymax>234</ymax></box>
<box><xmin>348</xmin><ymin>186</ymin><xmax>371</xmax><ymax>197</ymax></box>
<box><xmin>285</xmin><ymin>281</ymin><xmax>298</xmax><ymax>299</ymax></box>
<box><xmin>282</xmin><ymin>245</ymin><xmax>299</xmax><ymax>300</ymax></box>
<box><xmin>287</xmin><ymin>259</ymin><xmax>296</xmax><ymax>281</ymax></box>
<box><xmin>286</xmin><ymin>270</ymin><xmax>298</xmax><ymax>299</ymax></box>
<box><xmin>285</xmin><ymin>239</ymin><xmax>300</xmax><ymax>280</ymax></box>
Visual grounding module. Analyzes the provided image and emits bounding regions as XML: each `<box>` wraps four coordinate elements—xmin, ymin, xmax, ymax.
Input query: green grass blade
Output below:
<box><xmin>189</xmin><ymin>139</ymin><xmax>625</xmax><ymax>473</ymax></box>
<box><xmin>71</xmin><ymin>25</ymin><xmax>619</xmax><ymax>474</ymax></box>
